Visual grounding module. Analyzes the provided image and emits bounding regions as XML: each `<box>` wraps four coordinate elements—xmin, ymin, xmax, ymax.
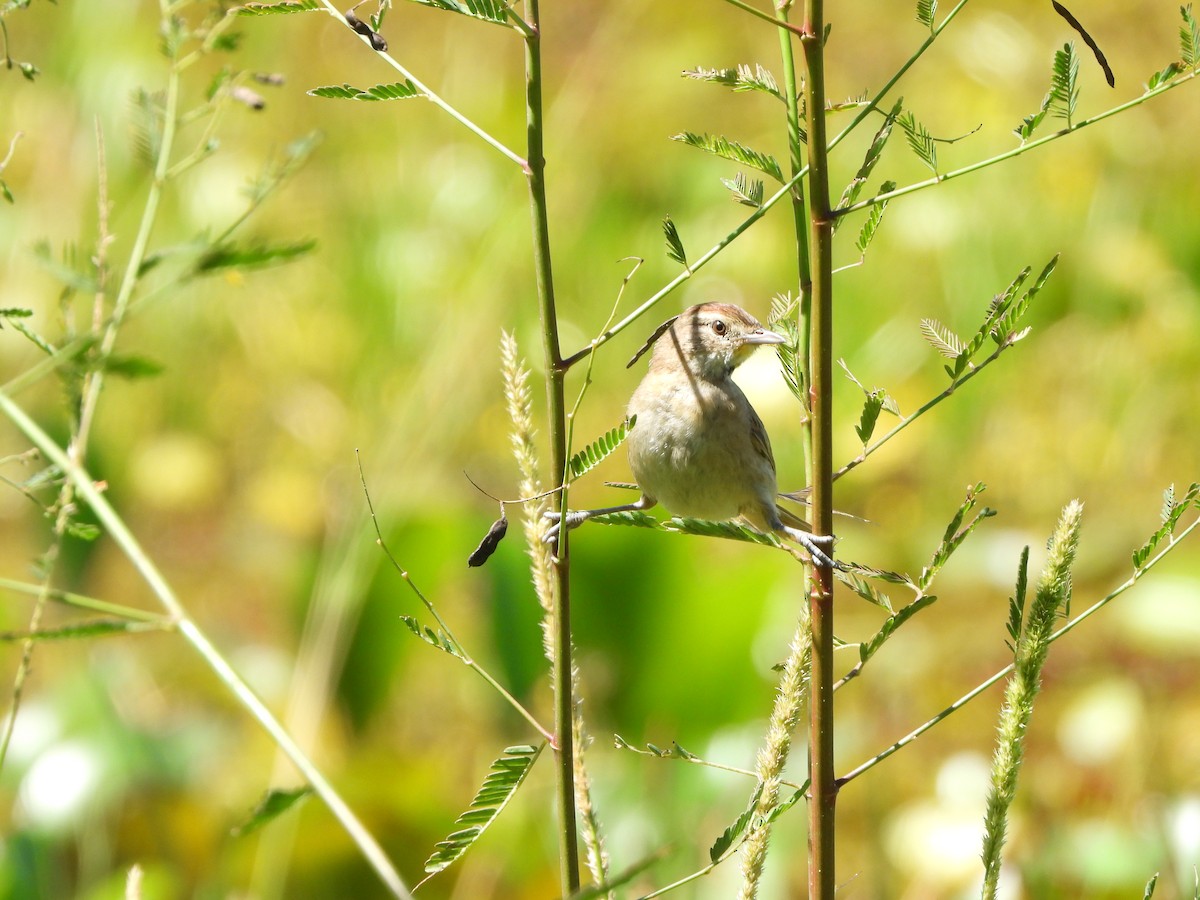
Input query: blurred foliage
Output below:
<box><xmin>1</xmin><ymin>0</ymin><xmax>1199</xmax><ymax>897</ymax></box>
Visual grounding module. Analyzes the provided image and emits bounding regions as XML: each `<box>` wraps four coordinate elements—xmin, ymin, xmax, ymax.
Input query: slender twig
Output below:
<box><xmin>833</xmin><ymin>342</ymin><xmax>1008</xmax><ymax>481</ymax></box>
<box><xmin>836</xmin><ymin>512</ymin><xmax>1200</xmax><ymax>787</ymax></box>
<box><xmin>614</xmin><ymin>738</ymin><xmax>807</xmax><ymax>791</ymax></box>
<box><xmin>716</xmin><ymin>0</ymin><xmax>805</xmax><ymax>36</ymax></box>
<box><xmin>836</xmin><ymin>71</ymin><xmax>1198</xmax><ymax>218</ymax></box>
<box><xmin>0</xmin><ymin>393</ymin><xmax>412</xmax><ymax>899</ymax></box>
<box><xmin>356</xmin><ymin>455</ymin><xmax>554</xmax><ymax>744</ymax></box>
<box><xmin>315</xmin><ymin>1</ymin><xmax>527</xmax><ymax>169</ymax></box>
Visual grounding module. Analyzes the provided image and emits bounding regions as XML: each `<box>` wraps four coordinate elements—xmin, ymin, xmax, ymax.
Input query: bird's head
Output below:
<box><xmin>639</xmin><ymin>303</ymin><xmax>786</xmax><ymax>381</ymax></box>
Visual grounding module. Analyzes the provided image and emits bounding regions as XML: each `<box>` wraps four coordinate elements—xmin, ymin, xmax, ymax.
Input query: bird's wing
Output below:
<box><xmin>748</xmin><ymin>404</ymin><xmax>776</xmax><ymax>476</ymax></box>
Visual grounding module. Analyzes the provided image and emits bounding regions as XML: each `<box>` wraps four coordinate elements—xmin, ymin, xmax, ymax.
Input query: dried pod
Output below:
<box><xmin>467</xmin><ymin>514</ymin><xmax>508</xmax><ymax>567</ymax></box>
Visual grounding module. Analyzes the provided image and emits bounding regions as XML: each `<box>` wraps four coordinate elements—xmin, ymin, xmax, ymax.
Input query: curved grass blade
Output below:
<box><xmin>419</xmin><ymin>743</ymin><xmax>544</xmax><ymax>885</ymax></box>
<box><xmin>231</xmin><ymin>787</ymin><xmax>313</xmax><ymax>837</ymax></box>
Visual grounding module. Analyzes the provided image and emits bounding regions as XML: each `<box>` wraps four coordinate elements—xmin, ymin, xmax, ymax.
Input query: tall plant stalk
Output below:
<box><xmin>800</xmin><ymin>0</ymin><xmax>837</xmax><ymax>896</ymax></box>
<box><xmin>521</xmin><ymin>0</ymin><xmax>581</xmax><ymax>892</ymax></box>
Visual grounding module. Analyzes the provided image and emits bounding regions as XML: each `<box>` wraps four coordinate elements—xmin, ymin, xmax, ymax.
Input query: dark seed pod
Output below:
<box><xmin>368</xmin><ymin>31</ymin><xmax>388</xmax><ymax>52</ymax></box>
<box><xmin>468</xmin><ymin>514</ymin><xmax>508</xmax><ymax>567</ymax></box>
<box><xmin>344</xmin><ymin>9</ymin><xmax>387</xmax><ymax>52</ymax></box>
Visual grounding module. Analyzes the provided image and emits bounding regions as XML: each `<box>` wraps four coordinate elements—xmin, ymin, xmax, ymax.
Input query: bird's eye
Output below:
<box><xmin>711</xmin><ymin>320</ymin><xmax>727</xmax><ymax>336</ymax></box>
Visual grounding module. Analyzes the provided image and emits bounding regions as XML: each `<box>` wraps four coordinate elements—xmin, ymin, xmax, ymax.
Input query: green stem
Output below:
<box><xmin>0</xmin><ymin>391</ymin><xmax>412</xmax><ymax>899</ymax></box>
<box><xmin>836</xmin><ymin>512</ymin><xmax>1200</xmax><ymax>787</ymax></box>
<box><xmin>522</xmin><ymin>1</ymin><xmax>580</xmax><ymax>892</ymax></box>
<box><xmin>800</xmin><ymin>1</ymin><xmax>836</xmax><ymax>896</ymax></box>
<box><xmin>315</xmin><ymin>1</ymin><xmax>527</xmax><ymax>169</ymax></box>
<box><xmin>0</xmin><ymin>578</ymin><xmax>166</xmax><ymax>622</ymax></box>
<box><xmin>717</xmin><ymin>0</ymin><xmax>805</xmax><ymax>36</ymax></box>
<box><xmin>835</xmin><ymin>70</ymin><xmax>1198</xmax><ymax>218</ymax></box>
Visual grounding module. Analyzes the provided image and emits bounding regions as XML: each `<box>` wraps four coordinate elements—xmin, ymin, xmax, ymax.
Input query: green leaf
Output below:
<box><xmin>230</xmin><ymin>787</ymin><xmax>313</xmax><ymax>837</ymax></box>
<box><xmin>682</xmin><ymin>63</ymin><xmax>783</xmax><ymax>101</ymax></box>
<box><xmin>0</xmin><ymin>618</ymin><xmax>166</xmax><ymax>642</ymax></box>
<box><xmin>1182</xmin><ymin>3</ymin><xmax>1200</xmax><ymax>68</ymax></box>
<box><xmin>18</xmin><ymin>62</ymin><xmax>40</xmax><ymax>82</ymax></box>
<box><xmin>722</xmin><ymin>171</ymin><xmax>765</xmax><ymax>208</ymax></box>
<box><xmin>834</xmin><ymin>567</ymin><xmax>894</xmax><ymax>612</ymax></box>
<box><xmin>1143</xmin><ymin>872</ymin><xmax>1158</xmax><ymax>899</ymax></box>
<box><xmin>130</xmin><ymin>88</ymin><xmax>166</xmax><ymax>169</ymax></box>
<box><xmin>569</xmin><ymin>416</ymin><xmax>635</xmax><ymax>481</ymax></box>
<box><xmin>590</xmin><ymin>510</ymin><xmax>660</xmax><ymax>529</ymax></box>
<box><xmin>1132</xmin><ymin>482</ymin><xmax>1200</xmax><ymax>569</ymax></box>
<box><xmin>664</xmin><ymin>517</ymin><xmax>781</xmax><ymax>547</ymax></box>
<box><xmin>0</xmin><ymin>307</ymin><xmax>33</xmax><ymax>319</ymax></box>
<box><xmin>919</xmin><ymin>483</ymin><xmax>995</xmax><ymax>589</ymax></box>
<box><xmin>920</xmin><ymin>318</ymin><xmax>965</xmax><ymax>359</ymax></box>
<box><xmin>32</xmin><ymin>240</ymin><xmax>100</xmax><ymax>294</ymax></box>
<box><xmin>410</xmin><ymin>0</ymin><xmax>512</xmax><ymax>27</ymax></box>
<box><xmin>662</xmin><ymin>216</ymin><xmax>688</xmax><ymax>268</ymax></box>
<box><xmin>916</xmin><ymin>0</ymin><xmax>937</xmax><ymax>28</ymax></box>
<box><xmin>854</xmin><ymin>180</ymin><xmax>895</xmax><ymax>255</ymax></box>
<box><xmin>307</xmin><ymin>80</ymin><xmax>422</xmax><ymax>101</ymax></box>
<box><xmin>767</xmin><ymin>296</ymin><xmax>805</xmax><ymax>402</ymax></box>
<box><xmin>233</xmin><ymin>0</ymin><xmax>320</xmax><ymax>15</ymax></box>
<box><xmin>836</xmin><ymin>99</ymin><xmax>900</xmax><ymax>214</ymax></box>
<box><xmin>1006</xmin><ymin>546</ymin><xmax>1030</xmax><ymax>652</ymax></box>
<box><xmin>399</xmin><ymin>615</ymin><xmax>463</xmax><ymax>658</ymax></box>
<box><xmin>195</xmin><ymin>239</ymin><xmax>315</xmax><ymax>273</ymax></box>
<box><xmin>858</xmin><ymin>594</ymin><xmax>938</xmax><ymax>664</ymax></box>
<box><xmin>421</xmin><ymin>744</ymin><xmax>543</xmax><ymax>880</ymax></box>
<box><xmin>897</xmin><ymin>111</ymin><xmax>937</xmax><ymax>173</ymax></box>
<box><xmin>1014</xmin><ymin>94</ymin><xmax>1052</xmax><ymax>142</ymax></box>
<box><xmin>104</xmin><ymin>355</ymin><xmax>164</xmax><ymax>380</ymax></box>
<box><xmin>1049</xmin><ymin>42</ymin><xmax>1080</xmax><ymax>127</ymax></box>
<box><xmin>1</xmin><ymin>179</ymin><xmax>13</xmax><ymax>204</ymax></box>
<box><xmin>670</xmin><ymin>131</ymin><xmax>784</xmax><ymax>183</ymax></box>
<box><xmin>854</xmin><ymin>390</ymin><xmax>885</xmax><ymax>446</ymax></box>
<box><xmin>709</xmin><ymin>784</ymin><xmax>763</xmax><ymax>863</ymax></box>
<box><xmin>1147</xmin><ymin>61</ymin><xmax>1183</xmax><ymax>91</ymax></box>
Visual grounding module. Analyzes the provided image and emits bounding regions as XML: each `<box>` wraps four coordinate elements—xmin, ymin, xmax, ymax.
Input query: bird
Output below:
<box><xmin>546</xmin><ymin>302</ymin><xmax>835</xmax><ymax>568</ymax></box>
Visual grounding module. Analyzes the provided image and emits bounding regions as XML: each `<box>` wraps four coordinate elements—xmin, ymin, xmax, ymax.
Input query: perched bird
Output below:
<box><xmin>547</xmin><ymin>302</ymin><xmax>835</xmax><ymax>567</ymax></box>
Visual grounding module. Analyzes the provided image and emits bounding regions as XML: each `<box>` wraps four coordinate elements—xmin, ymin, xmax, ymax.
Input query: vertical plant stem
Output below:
<box><xmin>522</xmin><ymin>1</ymin><xmax>581</xmax><ymax>893</ymax></box>
<box><xmin>800</xmin><ymin>1</ymin><xmax>837</xmax><ymax>897</ymax></box>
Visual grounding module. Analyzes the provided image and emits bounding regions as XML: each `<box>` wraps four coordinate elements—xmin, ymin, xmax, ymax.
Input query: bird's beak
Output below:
<box><xmin>743</xmin><ymin>327</ymin><xmax>787</xmax><ymax>346</ymax></box>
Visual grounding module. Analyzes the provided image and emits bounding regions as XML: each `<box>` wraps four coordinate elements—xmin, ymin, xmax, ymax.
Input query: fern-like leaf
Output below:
<box><xmin>920</xmin><ymin>318</ymin><xmax>965</xmax><ymax>359</ymax></box>
<box><xmin>916</xmin><ymin>0</ymin><xmax>937</xmax><ymax>29</ymax></box>
<box><xmin>1048</xmin><ymin>42</ymin><xmax>1080</xmax><ymax>127</ymax></box>
<box><xmin>664</xmin><ymin>517</ymin><xmax>781</xmax><ymax>547</ymax></box>
<box><xmin>671</xmin><ymin>131</ymin><xmax>784</xmax><ymax>182</ymax></box>
<box><xmin>1132</xmin><ymin>482</ymin><xmax>1200</xmax><ymax>570</ymax></box>
<box><xmin>233</xmin><ymin>0</ymin><xmax>319</xmax><ymax>14</ymax></box>
<box><xmin>1147</xmin><ymin>62</ymin><xmax>1183</xmax><ymax>91</ymax></box>
<box><xmin>682</xmin><ymin>64</ymin><xmax>783</xmax><ymax>101</ymax></box>
<box><xmin>662</xmin><ymin>216</ymin><xmax>688</xmax><ymax>268</ymax></box>
<box><xmin>897</xmin><ymin>111</ymin><xmax>937</xmax><ymax>173</ymax></box>
<box><xmin>919</xmin><ymin>483</ymin><xmax>995</xmax><ymax>590</ymax></box>
<box><xmin>854</xmin><ymin>181</ymin><xmax>895</xmax><ymax>255</ymax></box>
<box><xmin>420</xmin><ymin>744</ymin><xmax>543</xmax><ymax>882</ymax></box>
<box><xmin>709</xmin><ymin>785</ymin><xmax>763</xmax><ymax>863</ymax></box>
<box><xmin>722</xmin><ymin>171</ymin><xmax>765</xmax><ymax>208</ymax></box>
<box><xmin>767</xmin><ymin>303</ymin><xmax>805</xmax><ymax>403</ymax></box>
<box><xmin>410</xmin><ymin>0</ymin><xmax>512</xmax><ymax>26</ymax></box>
<box><xmin>1014</xmin><ymin>94</ymin><xmax>1052</xmax><ymax>142</ymax></box>
<box><xmin>834</xmin><ymin>567</ymin><xmax>894</xmax><ymax>612</ymax></box>
<box><xmin>836</xmin><ymin>100</ymin><xmax>901</xmax><ymax>215</ymax></box>
<box><xmin>858</xmin><ymin>594</ymin><xmax>938</xmax><ymax>664</ymax></box>
<box><xmin>590</xmin><ymin>510</ymin><xmax>660</xmax><ymax>529</ymax></box>
<box><xmin>569</xmin><ymin>416</ymin><xmax>636</xmax><ymax>481</ymax></box>
<box><xmin>195</xmin><ymin>239</ymin><xmax>316</xmax><ymax>273</ymax></box>
<box><xmin>307</xmin><ymin>80</ymin><xmax>421</xmax><ymax>101</ymax></box>
<box><xmin>1182</xmin><ymin>3</ymin><xmax>1200</xmax><ymax>68</ymax></box>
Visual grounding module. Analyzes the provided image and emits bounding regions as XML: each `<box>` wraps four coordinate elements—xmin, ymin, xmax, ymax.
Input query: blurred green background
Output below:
<box><xmin>1</xmin><ymin>0</ymin><xmax>1199</xmax><ymax>897</ymax></box>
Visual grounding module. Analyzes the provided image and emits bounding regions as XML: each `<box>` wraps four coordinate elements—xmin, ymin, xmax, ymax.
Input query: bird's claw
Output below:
<box><xmin>797</xmin><ymin>531</ymin><xmax>840</xmax><ymax>570</ymax></box>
